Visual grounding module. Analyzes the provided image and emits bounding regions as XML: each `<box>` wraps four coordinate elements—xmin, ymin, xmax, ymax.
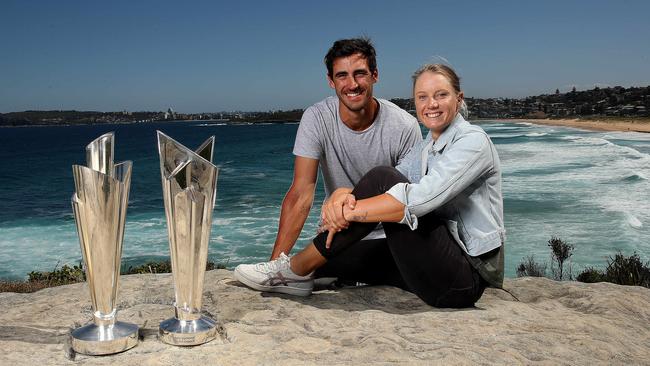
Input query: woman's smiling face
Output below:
<box><xmin>414</xmin><ymin>71</ymin><xmax>464</xmax><ymax>139</ymax></box>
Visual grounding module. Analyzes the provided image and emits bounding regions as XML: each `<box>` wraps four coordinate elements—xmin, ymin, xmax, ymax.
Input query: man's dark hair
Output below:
<box><xmin>324</xmin><ymin>37</ymin><xmax>377</xmax><ymax>77</ymax></box>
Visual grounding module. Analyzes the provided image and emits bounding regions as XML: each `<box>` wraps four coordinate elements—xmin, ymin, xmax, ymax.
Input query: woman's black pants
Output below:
<box><xmin>312</xmin><ymin>166</ymin><xmax>486</xmax><ymax>308</ymax></box>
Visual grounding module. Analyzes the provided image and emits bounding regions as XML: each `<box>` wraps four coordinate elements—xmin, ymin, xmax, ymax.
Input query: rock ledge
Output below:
<box><xmin>1</xmin><ymin>270</ymin><xmax>648</xmax><ymax>365</ymax></box>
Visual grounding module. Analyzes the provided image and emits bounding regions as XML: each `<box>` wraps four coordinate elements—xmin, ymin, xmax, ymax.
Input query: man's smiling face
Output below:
<box><xmin>328</xmin><ymin>53</ymin><xmax>378</xmax><ymax>115</ymax></box>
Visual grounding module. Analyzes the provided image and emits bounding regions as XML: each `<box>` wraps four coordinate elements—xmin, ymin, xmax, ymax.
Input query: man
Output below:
<box><xmin>237</xmin><ymin>37</ymin><xmax>421</xmax><ymax>293</ymax></box>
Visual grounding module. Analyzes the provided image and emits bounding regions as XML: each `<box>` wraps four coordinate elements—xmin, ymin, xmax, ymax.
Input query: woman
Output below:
<box><xmin>235</xmin><ymin>64</ymin><xmax>505</xmax><ymax>308</ymax></box>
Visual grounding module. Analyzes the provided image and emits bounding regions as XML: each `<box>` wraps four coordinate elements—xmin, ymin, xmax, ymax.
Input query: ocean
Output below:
<box><xmin>0</xmin><ymin>121</ymin><xmax>648</xmax><ymax>280</ymax></box>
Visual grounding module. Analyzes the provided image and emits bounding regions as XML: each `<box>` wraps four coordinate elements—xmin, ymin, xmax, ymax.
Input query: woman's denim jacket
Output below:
<box><xmin>387</xmin><ymin>114</ymin><xmax>505</xmax><ymax>258</ymax></box>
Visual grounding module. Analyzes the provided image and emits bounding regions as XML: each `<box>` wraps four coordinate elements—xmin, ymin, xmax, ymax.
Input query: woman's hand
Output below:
<box><xmin>320</xmin><ymin>187</ymin><xmax>356</xmax><ymax>248</ymax></box>
<box><xmin>321</xmin><ymin>188</ymin><xmax>355</xmax><ymax>231</ymax></box>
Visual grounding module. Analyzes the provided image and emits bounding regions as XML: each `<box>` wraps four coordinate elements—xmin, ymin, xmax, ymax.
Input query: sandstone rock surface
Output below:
<box><xmin>1</xmin><ymin>270</ymin><xmax>649</xmax><ymax>365</ymax></box>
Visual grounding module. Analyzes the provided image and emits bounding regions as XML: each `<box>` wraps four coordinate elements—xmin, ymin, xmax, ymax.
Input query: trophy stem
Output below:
<box><xmin>93</xmin><ymin>310</ymin><xmax>118</xmax><ymax>327</ymax></box>
<box><xmin>175</xmin><ymin>304</ymin><xmax>202</xmax><ymax>321</ymax></box>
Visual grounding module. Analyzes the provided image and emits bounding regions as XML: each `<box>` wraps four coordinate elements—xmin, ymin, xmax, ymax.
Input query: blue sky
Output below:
<box><xmin>1</xmin><ymin>0</ymin><xmax>649</xmax><ymax>113</ymax></box>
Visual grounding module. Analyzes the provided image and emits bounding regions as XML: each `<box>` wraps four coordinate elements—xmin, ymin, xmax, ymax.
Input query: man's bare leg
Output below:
<box><xmin>290</xmin><ymin>243</ymin><xmax>327</xmax><ymax>276</ymax></box>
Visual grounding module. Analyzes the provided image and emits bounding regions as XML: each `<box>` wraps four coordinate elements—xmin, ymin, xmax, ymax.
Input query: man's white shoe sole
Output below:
<box><xmin>234</xmin><ymin>267</ymin><xmax>313</xmax><ymax>297</ymax></box>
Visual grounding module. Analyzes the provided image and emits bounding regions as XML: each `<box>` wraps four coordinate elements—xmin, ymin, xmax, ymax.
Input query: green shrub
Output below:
<box><xmin>123</xmin><ymin>260</ymin><xmax>224</xmax><ymax>274</ymax></box>
<box><xmin>516</xmin><ymin>255</ymin><xmax>547</xmax><ymax>277</ymax></box>
<box><xmin>576</xmin><ymin>252</ymin><xmax>650</xmax><ymax>288</ymax></box>
<box><xmin>604</xmin><ymin>252</ymin><xmax>650</xmax><ymax>287</ymax></box>
<box><xmin>548</xmin><ymin>236</ymin><xmax>574</xmax><ymax>280</ymax></box>
<box><xmin>124</xmin><ymin>261</ymin><xmax>173</xmax><ymax>274</ymax></box>
<box><xmin>576</xmin><ymin>267</ymin><xmax>606</xmax><ymax>283</ymax></box>
<box><xmin>28</xmin><ymin>263</ymin><xmax>85</xmax><ymax>286</ymax></box>
<box><xmin>1</xmin><ymin>258</ymin><xmax>229</xmax><ymax>293</ymax></box>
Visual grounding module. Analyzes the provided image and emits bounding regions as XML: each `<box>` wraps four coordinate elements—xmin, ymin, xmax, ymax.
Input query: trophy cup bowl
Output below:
<box><xmin>157</xmin><ymin>131</ymin><xmax>219</xmax><ymax>346</ymax></box>
<box><xmin>70</xmin><ymin>132</ymin><xmax>139</xmax><ymax>355</ymax></box>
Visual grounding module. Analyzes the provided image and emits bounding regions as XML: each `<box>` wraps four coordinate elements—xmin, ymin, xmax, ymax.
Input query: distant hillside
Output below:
<box><xmin>0</xmin><ymin>110</ymin><xmax>165</xmax><ymax>126</ymax></box>
<box><xmin>390</xmin><ymin>85</ymin><xmax>650</xmax><ymax>119</ymax></box>
<box><xmin>2</xmin><ymin>85</ymin><xmax>649</xmax><ymax>126</ymax></box>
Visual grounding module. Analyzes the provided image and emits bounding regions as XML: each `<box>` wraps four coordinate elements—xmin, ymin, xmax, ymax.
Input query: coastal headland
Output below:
<box><xmin>1</xmin><ymin>269</ymin><xmax>648</xmax><ymax>364</ymax></box>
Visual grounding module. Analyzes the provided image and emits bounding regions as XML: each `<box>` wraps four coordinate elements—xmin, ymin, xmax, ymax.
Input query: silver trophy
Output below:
<box><xmin>70</xmin><ymin>132</ymin><xmax>138</xmax><ymax>355</ymax></box>
<box><xmin>157</xmin><ymin>131</ymin><xmax>219</xmax><ymax>346</ymax></box>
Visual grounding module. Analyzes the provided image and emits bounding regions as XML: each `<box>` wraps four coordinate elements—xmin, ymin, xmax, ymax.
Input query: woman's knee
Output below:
<box><xmin>365</xmin><ymin>166</ymin><xmax>408</xmax><ymax>183</ymax></box>
<box><xmin>353</xmin><ymin>166</ymin><xmax>409</xmax><ymax>197</ymax></box>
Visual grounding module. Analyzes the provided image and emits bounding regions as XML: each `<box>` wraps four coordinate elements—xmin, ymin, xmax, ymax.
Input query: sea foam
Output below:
<box><xmin>626</xmin><ymin>214</ymin><xmax>643</xmax><ymax>229</ymax></box>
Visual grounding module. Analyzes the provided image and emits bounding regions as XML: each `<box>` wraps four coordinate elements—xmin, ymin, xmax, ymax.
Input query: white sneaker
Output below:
<box><xmin>234</xmin><ymin>253</ymin><xmax>314</xmax><ymax>296</ymax></box>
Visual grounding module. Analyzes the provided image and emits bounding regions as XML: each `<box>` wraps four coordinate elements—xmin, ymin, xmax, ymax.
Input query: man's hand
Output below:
<box><xmin>320</xmin><ymin>187</ymin><xmax>355</xmax><ymax>248</ymax></box>
<box><xmin>324</xmin><ymin>193</ymin><xmax>407</xmax><ymax>248</ymax></box>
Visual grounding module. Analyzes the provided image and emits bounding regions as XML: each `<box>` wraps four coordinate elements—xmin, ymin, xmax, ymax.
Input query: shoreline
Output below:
<box><xmin>485</xmin><ymin>117</ymin><xmax>650</xmax><ymax>133</ymax></box>
<box><xmin>0</xmin><ymin>119</ymin><xmax>299</xmax><ymax>128</ymax></box>
<box><xmin>4</xmin><ymin>117</ymin><xmax>650</xmax><ymax>132</ymax></box>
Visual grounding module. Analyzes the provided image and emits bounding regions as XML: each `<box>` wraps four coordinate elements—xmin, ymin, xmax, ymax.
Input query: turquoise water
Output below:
<box><xmin>0</xmin><ymin>120</ymin><xmax>648</xmax><ymax>279</ymax></box>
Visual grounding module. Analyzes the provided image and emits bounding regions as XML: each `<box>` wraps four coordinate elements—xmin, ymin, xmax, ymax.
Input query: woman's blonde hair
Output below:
<box><xmin>412</xmin><ymin>63</ymin><xmax>468</xmax><ymax>119</ymax></box>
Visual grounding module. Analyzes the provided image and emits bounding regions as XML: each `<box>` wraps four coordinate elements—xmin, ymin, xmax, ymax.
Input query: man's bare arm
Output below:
<box><xmin>270</xmin><ymin>156</ymin><xmax>319</xmax><ymax>260</ymax></box>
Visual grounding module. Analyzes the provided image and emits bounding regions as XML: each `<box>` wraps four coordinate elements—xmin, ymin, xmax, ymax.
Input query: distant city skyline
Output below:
<box><xmin>1</xmin><ymin>0</ymin><xmax>649</xmax><ymax>113</ymax></box>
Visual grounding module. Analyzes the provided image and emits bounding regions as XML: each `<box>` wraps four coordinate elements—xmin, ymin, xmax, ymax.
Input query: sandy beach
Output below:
<box><xmin>489</xmin><ymin>118</ymin><xmax>650</xmax><ymax>133</ymax></box>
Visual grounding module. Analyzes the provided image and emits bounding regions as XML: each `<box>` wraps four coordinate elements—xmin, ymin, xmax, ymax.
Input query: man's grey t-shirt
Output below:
<box><xmin>293</xmin><ymin>96</ymin><xmax>422</xmax><ymax>239</ymax></box>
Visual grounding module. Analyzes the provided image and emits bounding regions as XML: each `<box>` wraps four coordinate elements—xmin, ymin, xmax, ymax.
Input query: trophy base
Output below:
<box><xmin>159</xmin><ymin>315</ymin><xmax>218</xmax><ymax>346</ymax></box>
<box><xmin>70</xmin><ymin>321</ymin><xmax>139</xmax><ymax>355</ymax></box>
